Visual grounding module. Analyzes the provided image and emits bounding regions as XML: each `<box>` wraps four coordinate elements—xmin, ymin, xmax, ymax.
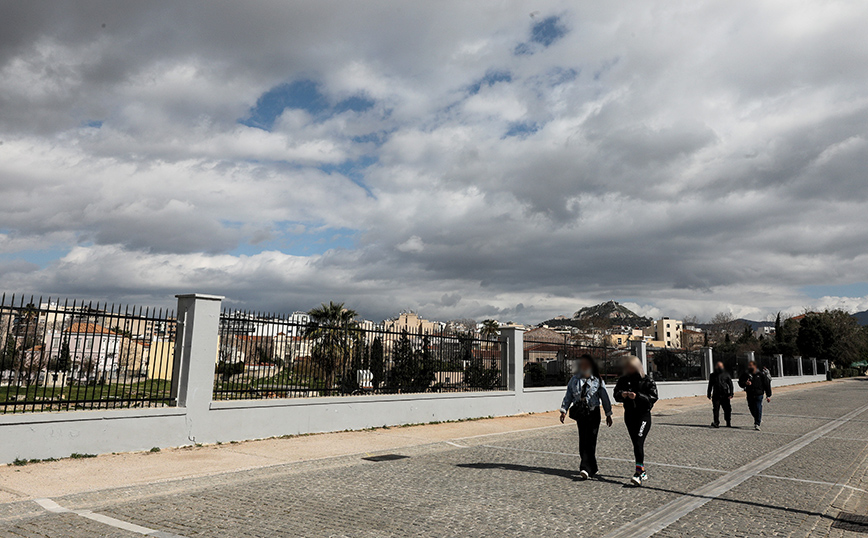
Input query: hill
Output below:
<box><xmin>540</xmin><ymin>300</ymin><xmax>651</xmax><ymax>328</ymax></box>
<box><xmin>853</xmin><ymin>310</ymin><xmax>868</xmax><ymax>326</ymax></box>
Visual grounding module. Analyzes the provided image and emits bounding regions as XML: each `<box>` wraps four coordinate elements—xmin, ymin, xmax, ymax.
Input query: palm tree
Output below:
<box><xmin>305</xmin><ymin>302</ymin><xmax>359</xmax><ymax>391</ymax></box>
<box><xmin>480</xmin><ymin>319</ymin><xmax>500</xmax><ymax>340</ymax></box>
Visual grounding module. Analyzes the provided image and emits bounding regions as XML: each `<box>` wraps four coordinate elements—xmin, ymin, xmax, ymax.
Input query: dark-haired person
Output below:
<box><xmin>707</xmin><ymin>361</ymin><xmax>734</xmax><ymax>428</ymax></box>
<box><xmin>559</xmin><ymin>354</ymin><xmax>614</xmax><ymax>480</ymax></box>
<box><xmin>613</xmin><ymin>355</ymin><xmax>658</xmax><ymax>486</ymax></box>
<box><xmin>738</xmin><ymin>360</ymin><xmax>772</xmax><ymax>430</ymax></box>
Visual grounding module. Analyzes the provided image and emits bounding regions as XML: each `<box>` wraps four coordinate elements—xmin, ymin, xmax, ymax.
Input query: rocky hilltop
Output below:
<box><xmin>541</xmin><ymin>300</ymin><xmax>651</xmax><ymax>328</ymax></box>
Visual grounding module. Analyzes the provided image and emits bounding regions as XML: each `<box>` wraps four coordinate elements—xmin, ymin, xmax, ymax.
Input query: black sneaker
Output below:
<box><xmin>726</xmin><ymin>421</ymin><xmax>732</xmax><ymax>427</ymax></box>
<box><xmin>711</xmin><ymin>422</ymin><xmax>719</xmax><ymax>428</ymax></box>
<box><xmin>631</xmin><ymin>471</ymin><xmax>647</xmax><ymax>486</ymax></box>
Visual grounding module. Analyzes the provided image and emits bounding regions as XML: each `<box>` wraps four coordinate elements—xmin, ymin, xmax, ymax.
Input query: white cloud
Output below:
<box><xmin>1</xmin><ymin>1</ymin><xmax>867</xmax><ymax>323</ymax></box>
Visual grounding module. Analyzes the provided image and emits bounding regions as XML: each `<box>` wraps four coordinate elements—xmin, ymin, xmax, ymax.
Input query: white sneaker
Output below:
<box><xmin>754</xmin><ymin>424</ymin><xmax>761</xmax><ymax>431</ymax></box>
<box><xmin>631</xmin><ymin>472</ymin><xmax>647</xmax><ymax>486</ymax></box>
<box><xmin>578</xmin><ymin>470</ymin><xmax>589</xmax><ymax>480</ymax></box>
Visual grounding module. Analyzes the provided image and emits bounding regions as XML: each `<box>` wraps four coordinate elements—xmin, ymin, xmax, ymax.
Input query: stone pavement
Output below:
<box><xmin>0</xmin><ymin>378</ymin><xmax>865</xmax><ymax>537</ymax></box>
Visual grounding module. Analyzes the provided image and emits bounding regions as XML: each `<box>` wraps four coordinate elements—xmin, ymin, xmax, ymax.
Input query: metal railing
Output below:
<box><xmin>647</xmin><ymin>348</ymin><xmax>704</xmax><ymax>381</ymax></box>
<box><xmin>781</xmin><ymin>356</ymin><xmax>799</xmax><ymax>376</ymax></box>
<box><xmin>0</xmin><ymin>294</ymin><xmax>176</xmax><ymax>413</ymax></box>
<box><xmin>213</xmin><ymin>309</ymin><xmax>506</xmax><ymax>400</ymax></box>
<box><xmin>523</xmin><ymin>336</ymin><xmax>625</xmax><ymax>387</ymax></box>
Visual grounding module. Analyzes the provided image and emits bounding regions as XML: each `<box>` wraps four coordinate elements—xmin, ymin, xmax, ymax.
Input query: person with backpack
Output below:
<box><xmin>738</xmin><ymin>360</ymin><xmax>772</xmax><ymax>430</ymax></box>
<box><xmin>613</xmin><ymin>355</ymin><xmax>658</xmax><ymax>487</ymax></box>
<box><xmin>707</xmin><ymin>361</ymin><xmax>734</xmax><ymax>428</ymax></box>
<box><xmin>559</xmin><ymin>354</ymin><xmax>614</xmax><ymax>480</ymax></box>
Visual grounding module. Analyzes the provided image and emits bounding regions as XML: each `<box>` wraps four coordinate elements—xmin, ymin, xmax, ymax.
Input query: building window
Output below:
<box><xmin>667</xmin><ymin>332</ymin><xmax>671</xmax><ymax>337</ymax></box>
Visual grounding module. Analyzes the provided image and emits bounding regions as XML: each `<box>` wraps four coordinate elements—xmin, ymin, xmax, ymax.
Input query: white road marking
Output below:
<box><xmin>33</xmin><ymin>498</ymin><xmax>188</xmax><ymax>537</ymax></box>
<box><xmin>444</xmin><ymin>441</ymin><xmax>468</xmax><ymax>448</ymax></box>
<box><xmin>601</xmin><ymin>403</ymin><xmax>868</xmax><ymax>538</ymax></box>
<box><xmin>755</xmin><ymin>474</ymin><xmax>868</xmax><ymax>494</ymax></box>
<box><xmin>479</xmin><ymin>443</ymin><xmax>868</xmax><ymax>496</ymax></box>
<box><xmin>33</xmin><ymin>498</ymin><xmax>70</xmax><ymax>513</ymax></box>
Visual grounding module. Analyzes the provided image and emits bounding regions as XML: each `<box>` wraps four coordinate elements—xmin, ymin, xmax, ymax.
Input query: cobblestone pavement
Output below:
<box><xmin>1</xmin><ymin>379</ymin><xmax>866</xmax><ymax>537</ymax></box>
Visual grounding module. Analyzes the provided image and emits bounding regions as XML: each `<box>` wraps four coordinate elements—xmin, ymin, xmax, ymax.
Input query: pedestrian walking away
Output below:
<box><xmin>707</xmin><ymin>361</ymin><xmax>734</xmax><ymax>428</ymax></box>
<box><xmin>613</xmin><ymin>355</ymin><xmax>658</xmax><ymax>487</ymax></box>
<box><xmin>559</xmin><ymin>354</ymin><xmax>614</xmax><ymax>480</ymax></box>
<box><xmin>738</xmin><ymin>360</ymin><xmax>772</xmax><ymax>430</ymax></box>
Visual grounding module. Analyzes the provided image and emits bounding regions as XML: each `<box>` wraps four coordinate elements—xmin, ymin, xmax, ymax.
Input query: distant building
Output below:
<box><xmin>644</xmin><ymin>318</ymin><xmax>683</xmax><ymax>348</ymax></box>
<box><xmin>682</xmin><ymin>328</ymin><xmax>705</xmax><ymax>350</ymax></box>
<box><xmin>384</xmin><ymin>311</ymin><xmax>443</xmax><ymax>334</ymax></box>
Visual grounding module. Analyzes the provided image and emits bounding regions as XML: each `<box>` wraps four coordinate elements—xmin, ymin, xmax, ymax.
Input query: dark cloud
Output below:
<box><xmin>1</xmin><ymin>1</ymin><xmax>867</xmax><ymax>323</ymax></box>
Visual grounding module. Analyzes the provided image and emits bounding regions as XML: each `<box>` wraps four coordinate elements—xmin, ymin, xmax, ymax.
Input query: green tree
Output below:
<box><xmin>390</xmin><ymin>330</ymin><xmax>434</xmax><ymax>392</ymax></box>
<box><xmin>774</xmin><ymin>313</ymin><xmax>783</xmax><ymax>344</ymax></box>
<box><xmin>370</xmin><ymin>337</ymin><xmax>385</xmax><ymax>390</ymax></box>
<box><xmin>305</xmin><ymin>302</ymin><xmax>358</xmax><ymax>390</ymax></box>
<box><xmin>797</xmin><ymin>310</ymin><xmax>867</xmax><ymax>367</ymax></box>
<box><xmin>480</xmin><ymin>320</ymin><xmax>500</xmax><ymax>339</ymax></box>
<box><xmin>55</xmin><ymin>341</ymin><xmax>71</xmax><ymax>373</ymax></box>
<box><xmin>0</xmin><ymin>334</ymin><xmax>18</xmax><ymax>371</ymax></box>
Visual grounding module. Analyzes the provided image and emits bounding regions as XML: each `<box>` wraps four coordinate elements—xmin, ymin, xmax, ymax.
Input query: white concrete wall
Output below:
<box><xmin>0</xmin><ymin>408</ymin><xmax>188</xmax><ymax>463</ymax></box>
<box><xmin>0</xmin><ymin>294</ymin><xmax>830</xmax><ymax>463</ymax></box>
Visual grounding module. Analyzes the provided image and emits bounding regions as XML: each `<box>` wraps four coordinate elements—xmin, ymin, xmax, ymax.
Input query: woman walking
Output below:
<box><xmin>559</xmin><ymin>354</ymin><xmax>614</xmax><ymax>480</ymax></box>
<box><xmin>613</xmin><ymin>355</ymin><xmax>658</xmax><ymax>486</ymax></box>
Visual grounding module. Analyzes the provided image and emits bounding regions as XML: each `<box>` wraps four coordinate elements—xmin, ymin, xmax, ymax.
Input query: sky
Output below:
<box><xmin>1</xmin><ymin>1</ymin><xmax>868</xmax><ymax>324</ymax></box>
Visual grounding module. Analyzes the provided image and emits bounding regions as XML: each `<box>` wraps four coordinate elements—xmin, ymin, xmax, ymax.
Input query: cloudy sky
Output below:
<box><xmin>1</xmin><ymin>1</ymin><xmax>867</xmax><ymax>323</ymax></box>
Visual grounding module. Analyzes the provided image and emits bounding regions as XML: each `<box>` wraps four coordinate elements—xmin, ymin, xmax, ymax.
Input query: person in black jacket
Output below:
<box><xmin>707</xmin><ymin>361</ymin><xmax>734</xmax><ymax>428</ymax></box>
<box><xmin>613</xmin><ymin>355</ymin><xmax>658</xmax><ymax>486</ymax></box>
<box><xmin>738</xmin><ymin>360</ymin><xmax>772</xmax><ymax>430</ymax></box>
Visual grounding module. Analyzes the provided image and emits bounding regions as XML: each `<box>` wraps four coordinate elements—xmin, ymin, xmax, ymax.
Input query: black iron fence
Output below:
<box><xmin>801</xmin><ymin>356</ymin><xmax>813</xmax><ymax>375</ymax></box>
<box><xmin>0</xmin><ymin>294</ymin><xmax>176</xmax><ymax>413</ymax></box>
<box><xmin>647</xmin><ymin>348</ymin><xmax>704</xmax><ymax>381</ymax></box>
<box><xmin>213</xmin><ymin>309</ymin><xmax>506</xmax><ymax>400</ymax></box>
<box><xmin>523</xmin><ymin>336</ymin><xmax>625</xmax><ymax>387</ymax></box>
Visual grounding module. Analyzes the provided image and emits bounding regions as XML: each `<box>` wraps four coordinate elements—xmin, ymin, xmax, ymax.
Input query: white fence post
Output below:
<box><xmin>775</xmin><ymin>354</ymin><xmax>784</xmax><ymax>377</ymax></box>
<box><xmin>701</xmin><ymin>347</ymin><xmax>714</xmax><ymax>379</ymax></box>
<box><xmin>173</xmin><ymin>293</ymin><xmax>223</xmax><ymax>443</ymax></box>
<box><xmin>500</xmin><ymin>327</ymin><xmax>524</xmax><ymax>392</ymax></box>
<box><xmin>795</xmin><ymin>355</ymin><xmax>803</xmax><ymax>376</ymax></box>
<box><xmin>811</xmin><ymin>357</ymin><xmax>817</xmax><ymax>376</ymax></box>
<box><xmin>631</xmin><ymin>340</ymin><xmax>648</xmax><ymax>376</ymax></box>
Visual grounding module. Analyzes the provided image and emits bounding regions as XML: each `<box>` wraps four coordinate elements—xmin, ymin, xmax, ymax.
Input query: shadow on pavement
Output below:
<box><xmin>457</xmin><ymin>462</ymin><xmax>843</xmax><ymax>524</ymax></box>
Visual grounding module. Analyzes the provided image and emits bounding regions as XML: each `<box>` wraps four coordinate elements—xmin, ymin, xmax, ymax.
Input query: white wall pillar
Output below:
<box><xmin>795</xmin><ymin>355</ymin><xmax>803</xmax><ymax>376</ymax></box>
<box><xmin>701</xmin><ymin>347</ymin><xmax>714</xmax><ymax>379</ymax></box>
<box><xmin>173</xmin><ymin>293</ymin><xmax>223</xmax><ymax>444</ymax></box>
<box><xmin>499</xmin><ymin>327</ymin><xmax>524</xmax><ymax>393</ymax></box>
<box><xmin>811</xmin><ymin>357</ymin><xmax>817</xmax><ymax>376</ymax></box>
<box><xmin>775</xmin><ymin>354</ymin><xmax>784</xmax><ymax>377</ymax></box>
<box><xmin>631</xmin><ymin>340</ymin><xmax>648</xmax><ymax>376</ymax></box>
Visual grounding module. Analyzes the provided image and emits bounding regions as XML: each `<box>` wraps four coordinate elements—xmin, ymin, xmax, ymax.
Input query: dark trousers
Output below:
<box><xmin>712</xmin><ymin>397</ymin><xmax>732</xmax><ymax>425</ymax></box>
<box><xmin>575</xmin><ymin>407</ymin><xmax>601</xmax><ymax>476</ymax></box>
<box><xmin>624</xmin><ymin>410</ymin><xmax>652</xmax><ymax>466</ymax></box>
<box><xmin>747</xmin><ymin>395</ymin><xmax>764</xmax><ymax>426</ymax></box>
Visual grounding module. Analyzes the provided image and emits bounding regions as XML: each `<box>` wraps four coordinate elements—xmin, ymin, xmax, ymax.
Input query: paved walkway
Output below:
<box><xmin>0</xmin><ymin>378</ymin><xmax>866</xmax><ymax>537</ymax></box>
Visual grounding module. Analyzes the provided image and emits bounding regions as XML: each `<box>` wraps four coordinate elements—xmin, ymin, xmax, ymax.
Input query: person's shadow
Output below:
<box><xmin>456</xmin><ymin>462</ymin><xmax>624</xmax><ymax>484</ymax></box>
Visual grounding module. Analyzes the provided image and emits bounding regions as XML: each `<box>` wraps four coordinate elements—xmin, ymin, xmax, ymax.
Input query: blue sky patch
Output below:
<box><xmin>334</xmin><ymin>95</ymin><xmax>375</xmax><ymax>114</ymax></box>
<box><xmin>240</xmin><ymin>79</ymin><xmax>376</xmax><ymax>131</ymax></box>
<box><xmin>531</xmin><ymin>16</ymin><xmax>567</xmax><ymax>47</ymax></box>
<box><xmin>83</xmin><ymin>120</ymin><xmax>103</xmax><ymax>129</ymax></box>
<box><xmin>468</xmin><ymin>71</ymin><xmax>512</xmax><ymax>94</ymax></box>
<box><xmin>504</xmin><ymin>121</ymin><xmax>539</xmax><ymax>138</ymax></box>
<box><xmin>229</xmin><ymin>224</ymin><xmax>359</xmax><ymax>257</ymax></box>
<box><xmin>802</xmin><ymin>282</ymin><xmax>868</xmax><ymax>300</ymax></box>
<box><xmin>319</xmin><ymin>155</ymin><xmax>378</xmax><ymax>196</ymax></box>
